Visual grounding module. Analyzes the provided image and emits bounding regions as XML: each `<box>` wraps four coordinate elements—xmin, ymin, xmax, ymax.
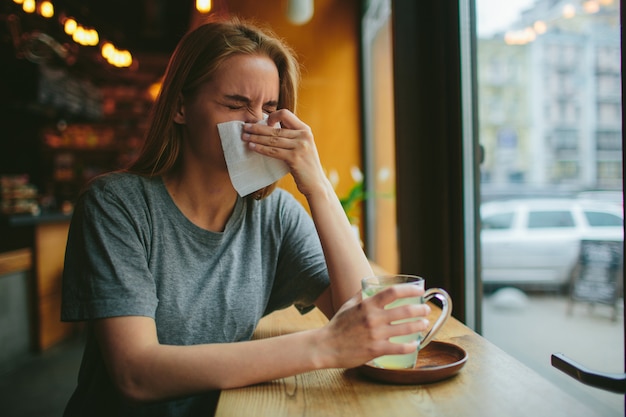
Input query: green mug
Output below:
<box><xmin>361</xmin><ymin>274</ymin><xmax>452</xmax><ymax>369</ymax></box>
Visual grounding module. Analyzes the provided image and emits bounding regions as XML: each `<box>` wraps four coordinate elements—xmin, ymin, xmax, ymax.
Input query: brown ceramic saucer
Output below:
<box><xmin>357</xmin><ymin>341</ymin><xmax>468</xmax><ymax>384</ymax></box>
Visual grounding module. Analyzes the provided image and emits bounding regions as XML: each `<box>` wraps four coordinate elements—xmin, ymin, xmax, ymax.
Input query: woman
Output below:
<box><xmin>61</xmin><ymin>18</ymin><xmax>430</xmax><ymax>416</ymax></box>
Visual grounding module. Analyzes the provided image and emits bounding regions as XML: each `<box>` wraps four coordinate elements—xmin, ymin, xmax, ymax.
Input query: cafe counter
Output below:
<box><xmin>1</xmin><ymin>211</ymin><xmax>78</xmax><ymax>352</ymax></box>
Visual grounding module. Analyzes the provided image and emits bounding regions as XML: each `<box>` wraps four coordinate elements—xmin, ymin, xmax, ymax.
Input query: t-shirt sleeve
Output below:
<box><xmin>61</xmin><ymin>177</ymin><xmax>158</xmax><ymax>321</ymax></box>
<box><xmin>264</xmin><ymin>191</ymin><xmax>330</xmax><ymax>315</ymax></box>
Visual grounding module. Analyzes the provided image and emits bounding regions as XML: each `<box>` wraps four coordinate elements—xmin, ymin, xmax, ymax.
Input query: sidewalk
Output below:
<box><xmin>482</xmin><ymin>290</ymin><xmax>624</xmax><ymax>417</ymax></box>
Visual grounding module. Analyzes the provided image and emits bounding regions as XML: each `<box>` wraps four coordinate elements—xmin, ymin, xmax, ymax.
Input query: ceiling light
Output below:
<box><xmin>287</xmin><ymin>0</ymin><xmax>314</xmax><ymax>25</ymax></box>
<box><xmin>196</xmin><ymin>0</ymin><xmax>212</xmax><ymax>13</ymax></box>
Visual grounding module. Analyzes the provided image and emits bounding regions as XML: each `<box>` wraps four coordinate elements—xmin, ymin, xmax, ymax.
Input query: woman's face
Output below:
<box><xmin>175</xmin><ymin>53</ymin><xmax>280</xmax><ymax>172</ymax></box>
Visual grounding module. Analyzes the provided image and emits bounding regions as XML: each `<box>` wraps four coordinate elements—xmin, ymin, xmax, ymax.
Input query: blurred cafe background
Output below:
<box><xmin>0</xmin><ymin>0</ymin><xmax>624</xmax><ymax>416</ymax></box>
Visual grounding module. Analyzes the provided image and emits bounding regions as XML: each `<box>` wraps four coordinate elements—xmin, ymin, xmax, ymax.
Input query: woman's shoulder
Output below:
<box><xmin>76</xmin><ymin>172</ymin><xmax>164</xmax><ymax>223</ymax></box>
<box><xmin>89</xmin><ymin>170</ymin><xmax>144</xmax><ymax>187</ymax></box>
<box><xmin>81</xmin><ymin>171</ymin><xmax>161</xmax><ymax>207</ymax></box>
<box><xmin>87</xmin><ymin>171</ymin><xmax>154</xmax><ymax>194</ymax></box>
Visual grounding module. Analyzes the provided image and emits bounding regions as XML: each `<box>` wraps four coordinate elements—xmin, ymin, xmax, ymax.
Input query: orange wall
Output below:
<box><xmin>193</xmin><ymin>0</ymin><xmax>363</xmax><ymax>211</ymax></box>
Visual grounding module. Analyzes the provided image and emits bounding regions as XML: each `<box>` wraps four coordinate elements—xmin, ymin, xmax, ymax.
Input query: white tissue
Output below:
<box><xmin>218</xmin><ymin>118</ymin><xmax>290</xmax><ymax>197</ymax></box>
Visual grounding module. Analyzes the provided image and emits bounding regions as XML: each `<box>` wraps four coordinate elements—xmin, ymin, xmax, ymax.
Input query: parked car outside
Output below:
<box><xmin>480</xmin><ymin>198</ymin><xmax>623</xmax><ymax>291</ymax></box>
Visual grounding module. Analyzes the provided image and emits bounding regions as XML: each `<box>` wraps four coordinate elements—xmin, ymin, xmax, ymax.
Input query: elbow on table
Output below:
<box><xmin>104</xmin><ymin>358</ymin><xmax>174</xmax><ymax>404</ymax></box>
<box><xmin>108</xmin><ymin>362</ymin><xmax>222</xmax><ymax>404</ymax></box>
<box><xmin>111</xmin><ymin>371</ymin><xmax>159</xmax><ymax>404</ymax></box>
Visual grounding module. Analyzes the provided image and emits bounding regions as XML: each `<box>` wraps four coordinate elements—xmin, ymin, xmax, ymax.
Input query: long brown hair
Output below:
<box><xmin>128</xmin><ymin>18</ymin><xmax>300</xmax><ymax>199</ymax></box>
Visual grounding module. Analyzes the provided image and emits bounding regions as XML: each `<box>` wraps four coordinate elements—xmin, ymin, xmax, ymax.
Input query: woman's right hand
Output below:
<box><xmin>313</xmin><ymin>284</ymin><xmax>431</xmax><ymax>369</ymax></box>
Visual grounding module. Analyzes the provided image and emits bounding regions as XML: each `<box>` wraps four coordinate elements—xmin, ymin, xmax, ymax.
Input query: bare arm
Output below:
<box><xmin>95</xmin><ymin>284</ymin><xmax>429</xmax><ymax>403</ymax></box>
<box><xmin>94</xmin><ymin>316</ymin><xmax>322</xmax><ymax>402</ymax></box>
<box><xmin>306</xmin><ymin>179</ymin><xmax>374</xmax><ymax>317</ymax></box>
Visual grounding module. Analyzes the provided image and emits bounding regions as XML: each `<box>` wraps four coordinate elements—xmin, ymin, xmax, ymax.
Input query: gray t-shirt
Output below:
<box><xmin>61</xmin><ymin>172</ymin><xmax>330</xmax><ymax>416</ymax></box>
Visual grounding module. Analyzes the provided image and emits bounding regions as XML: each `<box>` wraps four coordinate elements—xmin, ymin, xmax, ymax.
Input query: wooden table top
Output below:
<box><xmin>214</xmin><ymin>305</ymin><xmax>602</xmax><ymax>417</ymax></box>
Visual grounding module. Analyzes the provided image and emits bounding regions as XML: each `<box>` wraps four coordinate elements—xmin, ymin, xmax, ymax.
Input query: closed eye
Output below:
<box><xmin>222</xmin><ymin>94</ymin><xmax>250</xmax><ymax>110</ymax></box>
<box><xmin>263</xmin><ymin>106</ymin><xmax>278</xmax><ymax>114</ymax></box>
<box><xmin>263</xmin><ymin>100</ymin><xmax>279</xmax><ymax>112</ymax></box>
<box><xmin>223</xmin><ymin>94</ymin><xmax>278</xmax><ymax>109</ymax></box>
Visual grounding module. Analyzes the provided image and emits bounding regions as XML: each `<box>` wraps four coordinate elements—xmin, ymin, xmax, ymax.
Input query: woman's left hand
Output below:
<box><xmin>242</xmin><ymin>109</ymin><xmax>327</xmax><ymax>197</ymax></box>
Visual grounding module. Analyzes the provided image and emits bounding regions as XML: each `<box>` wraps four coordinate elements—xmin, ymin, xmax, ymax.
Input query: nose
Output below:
<box><xmin>245</xmin><ymin>107</ymin><xmax>265</xmax><ymax>124</ymax></box>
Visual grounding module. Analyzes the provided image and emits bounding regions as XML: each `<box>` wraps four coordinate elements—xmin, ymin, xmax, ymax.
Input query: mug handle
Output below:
<box><xmin>419</xmin><ymin>288</ymin><xmax>452</xmax><ymax>349</ymax></box>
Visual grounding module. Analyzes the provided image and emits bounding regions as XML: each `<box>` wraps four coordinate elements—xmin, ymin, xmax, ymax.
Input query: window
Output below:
<box><xmin>552</xmin><ymin>160</ymin><xmax>579</xmax><ymax>181</ymax></box>
<box><xmin>476</xmin><ymin>1</ymin><xmax>623</xmax><ymax>414</ymax></box>
<box><xmin>584</xmin><ymin>211</ymin><xmax>623</xmax><ymax>227</ymax></box>
<box><xmin>361</xmin><ymin>0</ymin><xmax>397</xmax><ymax>273</ymax></box>
<box><xmin>597</xmin><ymin>131</ymin><xmax>622</xmax><ymax>150</ymax></box>
<box><xmin>527</xmin><ymin>211</ymin><xmax>575</xmax><ymax>228</ymax></box>
<box><xmin>597</xmin><ymin>160</ymin><xmax>622</xmax><ymax>187</ymax></box>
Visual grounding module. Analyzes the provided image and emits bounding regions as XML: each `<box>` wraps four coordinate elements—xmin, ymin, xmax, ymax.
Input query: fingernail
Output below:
<box><xmin>242</xmin><ymin>133</ymin><xmax>250</xmax><ymax>141</ymax></box>
<box><xmin>248</xmin><ymin>142</ymin><xmax>256</xmax><ymax>149</ymax></box>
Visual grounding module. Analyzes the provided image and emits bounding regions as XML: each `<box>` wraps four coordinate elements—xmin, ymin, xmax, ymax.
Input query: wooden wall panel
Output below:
<box><xmin>0</xmin><ymin>248</ymin><xmax>32</xmax><ymax>276</ymax></box>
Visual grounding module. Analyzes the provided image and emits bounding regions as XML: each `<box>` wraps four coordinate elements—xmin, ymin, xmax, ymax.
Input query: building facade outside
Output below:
<box><xmin>478</xmin><ymin>0</ymin><xmax>622</xmax><ymax>198</ymax></box>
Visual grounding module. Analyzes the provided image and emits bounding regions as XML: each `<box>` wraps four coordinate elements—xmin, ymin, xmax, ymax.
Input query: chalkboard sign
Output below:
<box><xmin>569</xmin><ymin>240</ymin><xmax>623</xmax><ymax>317</ymax></box>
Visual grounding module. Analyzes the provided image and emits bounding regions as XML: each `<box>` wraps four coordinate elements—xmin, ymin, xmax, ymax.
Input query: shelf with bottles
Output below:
<box><xmin>42</xmin><ymin>121</ymin><xmax>119</xmax><ymax>151</ymax></box>
<box><xmin>38</xmin><ymin>121</ymin><xmax>144</xmax><ymax>212</ymax></box>
<box><xmin>41</xmin><ymin>120</ymin><xmax>143</xmax><ymax>157</ymax></box>
<box><xmin>101</xmin><ymin>84</ymin><xmax>156</xmax><ymax>123</ymax></box>
<box><xmin>0</xmin><ymin>174</ymin><xmax>40</xmax><ymax>216</ymax></box>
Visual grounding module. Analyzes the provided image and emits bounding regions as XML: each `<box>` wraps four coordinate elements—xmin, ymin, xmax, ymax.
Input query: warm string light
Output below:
<box><xmin>196</xmin><ymin>0</ymin><xmax>212</xmax><ymax>13</ymax></box>
<box><xmin>63</xmin><ymin>17</ymin><xmax>77</xmax><ymax>35</ymax></box>
<box><xmin>12</xmin><ymin>0</ymin><xmax>133</xmax><ymax>68</ymax></box>
<box><xmin>101</xmin><ymin>42</ymin><xmax>132</xmax><ymax>68</ymax></box>
<box><xmin>74</xmin><ymin>27</ymin><xmax>99</xmax><ymax>46</ymax></box>
<box><xmin>22</xmin><ymin>0</ymin><xmax>35</xmax><ymax>13</ymax></box>
<box><xmin>39</xmin><ymin>1</ymin><xmax>54</xmax><ymax>18</ymax></box>
<box><xmin>62</xmin><ymin>18</ymin><xmax>98</xmax><ymax>46</ymax></box>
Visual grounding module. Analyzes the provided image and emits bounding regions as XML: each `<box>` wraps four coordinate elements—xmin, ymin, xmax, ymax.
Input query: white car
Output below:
<box><xmin>480</xmin><ymin>198</ymin><xmax>623</xmax><ymax>290</ymax></box>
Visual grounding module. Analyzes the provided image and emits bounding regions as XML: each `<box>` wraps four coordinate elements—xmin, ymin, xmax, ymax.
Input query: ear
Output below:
<box><xmin>173</xmin><ymin>94</ymin><xmax>186</xmax><ymax>124</ymax></box>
